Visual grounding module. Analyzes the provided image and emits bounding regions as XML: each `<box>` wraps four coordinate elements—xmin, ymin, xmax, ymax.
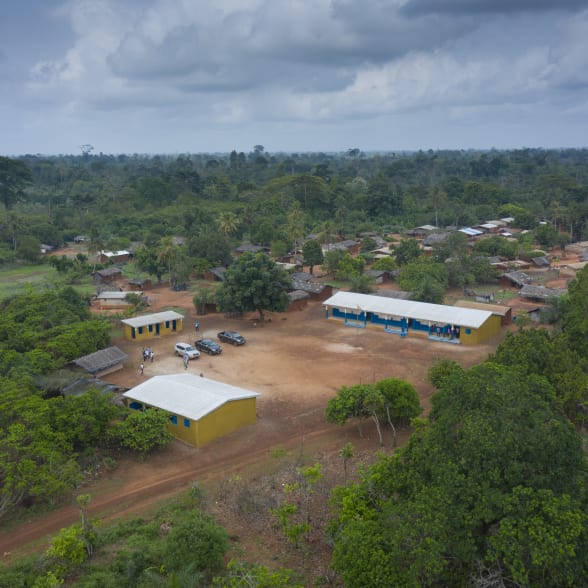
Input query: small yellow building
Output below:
<box><xmin>122</xmin><ymin>374</ymin><xmax>260</xmax><ymax>447</ymax></box>
<box><xmin>121</xmin><ymin>311</ymin><xmax>184</xmax><ymax>341</ymax></box>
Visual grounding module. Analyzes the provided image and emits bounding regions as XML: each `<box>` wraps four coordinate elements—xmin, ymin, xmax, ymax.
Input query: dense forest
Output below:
<box><xmin>0</xmin><ymin>149</ymin><xmax>587</xmax><ymax>586</ymax></box>
<box><xmin>2</xmin><ymin>148</ymin><xmax>588</xmax><ymax>265</ymax></box>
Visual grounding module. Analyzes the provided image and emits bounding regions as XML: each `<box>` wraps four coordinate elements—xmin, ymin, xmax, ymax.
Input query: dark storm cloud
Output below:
<box><xmin>106</xmin><ymin>0</ymin><xmax>471</xmax><ymax>94</ymax></box>
<box><xmin>401</xmin><ymin>0</ymin><xmax>588</xmax><ymax>17</ymax></box>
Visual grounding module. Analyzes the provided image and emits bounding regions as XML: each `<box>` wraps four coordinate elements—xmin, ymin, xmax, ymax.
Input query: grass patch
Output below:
<box><xmin>0</xmin><ymin>264</ymin><xmax>56</xmax><ymax>299</ymax></box>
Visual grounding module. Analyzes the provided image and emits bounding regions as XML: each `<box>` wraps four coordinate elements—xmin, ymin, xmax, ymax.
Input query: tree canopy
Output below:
<box><xmin>330</xmin><ymin>362</ymin><xmax>588</xmax><ymax>586</ymax></box>
<box><xmin>216</xmin><ymin>252</ymin><xmax>290</xmax><ymax>321</ymax></box>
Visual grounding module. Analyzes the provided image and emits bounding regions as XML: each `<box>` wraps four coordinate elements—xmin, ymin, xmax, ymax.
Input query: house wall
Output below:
<box><xmin>126</xmin><ymin>397</ymin><xmax>257</xmax><ymax>447</ymax></box>
<box><xmin>95</xmin><ymin>363</ymin><xmax>125</xmax><ymax>378</ymax></box>
<box><xmin>192</xmin><ymin>398</ymin><xmax>257</xmax><ymax>446</ymax></box>
<box><xmin>460</xmin><ymin>314</ymin><xmax>501</xmax><ymax>345</ymax></box>
<box><xmin>287</xmin><ymin>298</ymin><xmax>308</xmax><ymax>312</ymax></box>
<box><xmin>98</xmin><ymin>300</ymin><xmax>131</xmax><ymax>310</ymax></box>
<box><xmin>123</xmin><ymin>317</ymin><xmax>183</xmax><ymax>341</ymax></box>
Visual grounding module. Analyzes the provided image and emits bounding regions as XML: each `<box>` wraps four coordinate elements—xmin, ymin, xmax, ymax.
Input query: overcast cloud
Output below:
<box><xmin>1</xmin><ymin>0</ymin><xmax>587</xmax><ymax>155</ymax></box>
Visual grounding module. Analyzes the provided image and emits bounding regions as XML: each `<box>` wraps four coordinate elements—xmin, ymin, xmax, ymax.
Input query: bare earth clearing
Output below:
<box><xmin>2</xmin><ymin>261</ymin><xmax>573</xmax><ymax>571</ymax></box>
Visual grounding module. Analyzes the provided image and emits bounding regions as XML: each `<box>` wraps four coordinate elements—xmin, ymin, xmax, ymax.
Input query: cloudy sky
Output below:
<box><xmin>1</xmin><ymin>0</ymin><xmax>587</xmax><ymax>155</ymax></box>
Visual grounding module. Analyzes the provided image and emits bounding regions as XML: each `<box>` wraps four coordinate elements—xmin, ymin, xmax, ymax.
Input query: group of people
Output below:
<box><xmin>138</xmin><ymin>347</ymin><xmax>154</xmax><ymax>375</ymax></box>
<box><xmin>430</xmin><ymin>324</ymin><xmax>460</xmax><ymax>340</ymax></box>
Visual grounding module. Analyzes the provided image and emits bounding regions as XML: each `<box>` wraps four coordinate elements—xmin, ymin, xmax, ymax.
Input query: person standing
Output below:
<box><xmin>194</xmin><ymin>320</ymin><xmax>200</xmax><ymax>333</ymax></box>
<box><xmin>183</xmin><ymin>354</ymin><xmax>189</xmax><ymax>369</ymax></box>
<box><xmin>138</xmin><ymin>362</ymin><xmax>144</xmax><ymax>376</ymax></box>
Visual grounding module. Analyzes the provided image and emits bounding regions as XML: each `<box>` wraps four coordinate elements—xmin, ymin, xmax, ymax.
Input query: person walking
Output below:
<box><xmin>183</xmin><ymin>354</ymin><xmax>189</xmax><ymax>369</ymax></box>
<box><xmin>138</xmin><ymin>362</ymin><xmax>144</xmax><ymax>376</ymax></box>
<box><xmin>194</xmin><ymin>320</ymin><xmax>200</xmax><ymax>333</ymax></box>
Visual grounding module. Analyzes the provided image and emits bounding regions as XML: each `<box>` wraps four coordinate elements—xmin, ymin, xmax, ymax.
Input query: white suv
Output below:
<box><xmin>174</xmin><ymin>342</ymin><xmax>200</xmax><ymax>359</ymax></box>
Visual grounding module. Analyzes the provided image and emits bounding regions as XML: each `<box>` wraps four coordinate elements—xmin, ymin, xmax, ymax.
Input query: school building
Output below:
<box><xmin>323</xmin><ymin>291</ymin><xmax>501</xmax><ymax>345</ymax></box>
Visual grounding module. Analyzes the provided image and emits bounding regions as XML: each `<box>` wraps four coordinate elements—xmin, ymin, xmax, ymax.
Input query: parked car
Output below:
<box><xmin>174</xmin><ymin>342</ymin><xmax>200</xmax><ymax>359</ymax></box>
<box><xmin>217</xmin><ymin>330</ymin><xmax>246</xmax><ymax>345</ymax></box>
<box><xmin>194</xmin><ymin>338</ymin><xmax>222</xmax><ymax>355</ymax></box>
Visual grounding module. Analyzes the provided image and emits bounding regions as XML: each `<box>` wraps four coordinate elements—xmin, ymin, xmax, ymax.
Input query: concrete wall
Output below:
<box><xmin>460</xmin><ymin>314</ymin><xmax>502</xmax><ymax>345</ymax></box>
<box><xmin>165</xmin><ymin>397</ymin><xmax>258</xmax><ymax>447</ymax></box>
<box><xmin>123</xmin><ymin>318</ymin><xmax>183</xmax><ymax>341</ymax></box>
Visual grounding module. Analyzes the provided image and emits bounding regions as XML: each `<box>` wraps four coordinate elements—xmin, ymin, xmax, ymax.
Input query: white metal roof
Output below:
<box><xmin>459</xmin><ymin>227</ymin><xmax>483</xmax><ymax>236</ymax></box>
<box><xmin>123</xmin><ymin>374</ymin><xmax>260</xmax><ymax>421</ymax></box>
<box><xmin>323</xmin><ymin>291</ymin><xmax>493</xmax><ymax>329</ymax></box>
<box><xmin>101</xmin><ymin>250</ymin><xmax>131</xmax><ymax>257</ymax></box>
<box><xmin>121</xmin><ymin>310</ymin><xmax>184</xmax><ymax>328</ymax></box>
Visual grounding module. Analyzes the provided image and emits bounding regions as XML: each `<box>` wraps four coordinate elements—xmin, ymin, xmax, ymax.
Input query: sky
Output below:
<box><xmin>1</xmin><ymin>0</ymin><xmax>588</xmax><ymax>156</ymax></box>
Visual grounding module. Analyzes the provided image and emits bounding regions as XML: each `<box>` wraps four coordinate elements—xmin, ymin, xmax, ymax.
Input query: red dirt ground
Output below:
<box><xmin>0</xmin><ymin>279</ymin><xmax>532</xmax><ymax>564</ymax></box>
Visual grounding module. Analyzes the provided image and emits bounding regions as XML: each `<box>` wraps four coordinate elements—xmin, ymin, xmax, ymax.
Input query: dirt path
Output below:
<box><xmin>1</xmin><ymin>285</ymin><xmax>496</xmax><ymax>558</ymax></box>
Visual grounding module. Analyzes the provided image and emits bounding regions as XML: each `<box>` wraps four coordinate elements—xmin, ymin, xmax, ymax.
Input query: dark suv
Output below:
<box><xmin>217</xmin><ymin>330</ymin><xmax>246</xmax><ymax>345</ymax></box>
<box><xmin>194</xmin><ymin>338</ymin><xmax>222</xmax><ymax>355</ymax></box>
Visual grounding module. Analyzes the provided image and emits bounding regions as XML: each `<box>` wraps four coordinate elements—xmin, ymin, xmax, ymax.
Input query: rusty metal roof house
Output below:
<box><xmin>502</xmin><ymin>271</ymin><xmax>532</xmax><ymax>288</ymax></box>
<box><xmin>519</xmin><ymin>285</ymin><xmax>566</xmax><ymax>301</ymax></box>
<box><xmin>531</xmin><ymin>256</ymin><xmax>551</xmax><ymax>268</ymax></box>
<box><xmin>236</xmin><ymin>243</ymin><xmax>266</xmax><ymax>254</ymax></box>
<box><xmin>73</xmin><ymin>346</ymin><xmax>129</xmax><ymax>377</ymax></box>
<box><xmin>93</xmin><ymin>267</ymin><xmax>123</xmax><ymax>284</ymax></box>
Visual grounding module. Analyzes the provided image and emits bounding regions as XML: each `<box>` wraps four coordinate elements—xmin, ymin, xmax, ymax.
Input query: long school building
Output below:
<box><xmin>123</xmin><ymin>374</ymin><xmax>260</xmax><ymax>447</ymax></box>
<box><xmin>323</xmin><ymin>291</ymin><xmax>501</xmax><ymax>345</ymax></box>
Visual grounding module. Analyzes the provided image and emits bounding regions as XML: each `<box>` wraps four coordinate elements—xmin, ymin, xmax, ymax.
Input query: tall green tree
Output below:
<box><xmin>394</xmin><ymin>238</ymin><xmax>422</xmax><ymax>266</ymax></box>
<box><xmin>216</xmin><ymin>252</ymin><xmax>290</xmax><ymax>321</ymax></box>
<box><xmin>0</xmin><ymin>157</ymin><xmax>32</xmax><ymax>210</ymax></box>
<box><xmin>302</xmin><ymin>239</ymin><xmax>323</xmax><ymax>274</ymax></box>
<box><xmin>561</xmin><ymin>265</ymin><xmax>588</xmax><ymax>359</ymax></box>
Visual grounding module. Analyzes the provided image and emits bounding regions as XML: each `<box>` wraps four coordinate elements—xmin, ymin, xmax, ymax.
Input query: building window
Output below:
<box><xmin>148</xmin><ymin>324</ymin><xmax>153</xmax><ymax>332</ymax></box>
<box><xmin>165</xmin><ymin>321</ymin><xmax>170</xmax><ymax>328</ymax></box>
<box><xmin>138</xmin><ymin>326</ymin><xmax>143</xmax><ymax>334</ymax></box>
<box><xmin>170</xmin><ymin>415</ymin><xmax>178</xmax><ymax>425</ymax></box>
<box><xmin>183</xmin><ymin>418</ymin><xmax>190</xmax><ymax>428</ymax></box>
<box><xmin>465</xmin><ymin>328</ymin><xmax>471</xmax><ymax>335</ymax></box>
<box><xmin>129</xmin><ymin>401</ymin><xmax>142</xmax><ymax>411</ymax></box>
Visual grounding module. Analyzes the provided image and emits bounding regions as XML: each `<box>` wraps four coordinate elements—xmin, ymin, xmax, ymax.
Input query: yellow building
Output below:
<box><xmin>121</xmin><ymin>311</ymin><xmax>184</xmax><ymax>341</ymax></box>
<box><xmin>123</xmin><ymin>374</ymin><xmax>260</xmax><ymax>447</ymax></box>
<box><xmin>323</xmin><ymin>291</ymin><xmax>501</xmax><ymax>345</ymax></box>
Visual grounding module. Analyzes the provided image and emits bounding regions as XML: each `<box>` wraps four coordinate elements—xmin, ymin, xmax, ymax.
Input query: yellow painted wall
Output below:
<box><xmin>123</xmin><ymin>318</ymin><xmax>183</xmax><ymax>341</ymax></box>
<box><xmin>166</xmin><ymin>397</ymin><xmax>258</xmax><ymax>447</ymax></box>
<box><xmin>460</xmin><ymin>314</ymin><xmax>502</xmax><ymax>345</ymax></box>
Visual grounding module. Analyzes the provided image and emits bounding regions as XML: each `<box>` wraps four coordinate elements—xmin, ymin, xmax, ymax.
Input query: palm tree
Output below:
<box><xmin>217</xmin><ymin>211</ymin><xmax>239</xmax><ymax>236</ymax></box>
<box><xmin>156</xmin><ymin>236</ymin><xmax>177</xmax><ymax>279</ymax></box>
<box><xmin>286</xmin><ymin>202</ymin><xmax>305</xmax><ymax>253</ymax></box>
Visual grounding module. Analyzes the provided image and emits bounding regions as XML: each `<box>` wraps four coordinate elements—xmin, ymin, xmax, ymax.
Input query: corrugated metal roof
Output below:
<box><xmin>454</xmin><ymin>300</ymin><xmax>511</xmax><ymax>316</ymax></box>
<box><xmin>323</xmin><ymin>291</ymin><xmax>493</xmax><ymax>329</ymax></box>
<box><xmin>123</xmin><ymin>374</ymin><xmax>260</xmax><ymax>421</ymax></box>
<box><xmin>96</xmin><ymin>291</ymin><xmax>135</xmax><ymax>300</ymax></box>
<box><xmin>74</xmin><ymin>346</ymin><xmax>128</xmax><ymax>373</ymax></box>
<box><xmin>121</xmin><ymin>311</ymin><xmax>184</xmax><ymax>328</ymax></box>
<box><xmin>459</xmin><ymin>227</ymin><xmax>483</xmax><ymax>236</ymax></box>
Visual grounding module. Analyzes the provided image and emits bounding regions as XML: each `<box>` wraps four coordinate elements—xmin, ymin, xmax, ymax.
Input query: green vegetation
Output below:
<box><xmin>1</xmin><ymin>149</ymin><xmax>588</xmax><ymax>586</ymax></box>
<box><xmin>329</xmin><ymin>362</ymin><xmax>587</xmax><ymax>587</ymax></box>
<box><xmin>216</xmin><ymin>252</ymin><xmax>290</xmax><ymax>321</ymax></box>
